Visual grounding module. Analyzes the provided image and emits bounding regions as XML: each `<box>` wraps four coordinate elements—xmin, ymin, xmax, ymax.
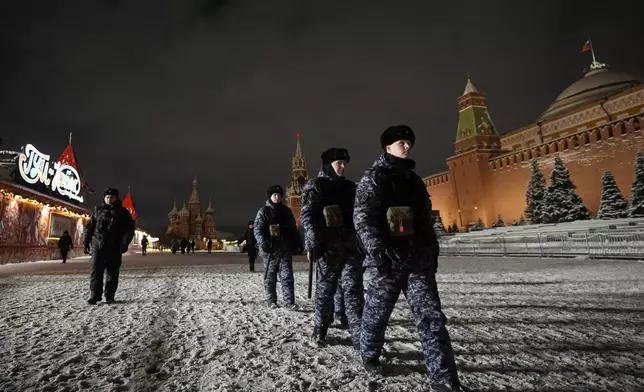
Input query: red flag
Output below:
<box><xmin>581</xmin><ymin>39</ymin><xmax>592</xmax><ymax>53</ymax></box>
<box><xmin>57</xmin><ymin>144</ymin><xmax>79</xmax><ymax>170</ymax></box>
<box><xmin>122</xmin><ymin>192</ymin><xmax>139</xmax><ymax>221</ymax></box>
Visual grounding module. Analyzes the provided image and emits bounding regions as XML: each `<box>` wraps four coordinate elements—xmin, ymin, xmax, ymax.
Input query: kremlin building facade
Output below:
<box><xmin>426</xmin><ymin>60</ymin><xmax>643</xmax><ymax>230</ymax></box>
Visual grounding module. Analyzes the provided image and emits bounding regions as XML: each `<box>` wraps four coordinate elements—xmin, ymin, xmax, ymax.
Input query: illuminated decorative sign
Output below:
<box><xmin>17</xmin><ymin>144</ymin><xmax>84</xmax><ymax>203</ymax></box>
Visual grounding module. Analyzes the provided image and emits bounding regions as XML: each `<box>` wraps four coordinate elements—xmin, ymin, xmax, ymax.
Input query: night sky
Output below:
<box><xmin>1</xmin><ymin>0</ymin><xmax>642</xmax><ymax>235</ymax></box>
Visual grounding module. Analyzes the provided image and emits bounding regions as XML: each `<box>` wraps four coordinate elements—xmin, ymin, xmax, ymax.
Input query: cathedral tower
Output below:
<box><xmin>166</xmin><ymin>178</ymin><xmax>217</xmax><ymax>247</ymax></box>
<box><xmin>447</xmin><ymin>75</ymin><xmax>503</xmax><ymax>229</ymax></box>
<box><xmin>178</xmin><ymin>201</ymin><xmax>190</xmax><ymax>237</ymax></box>
<box><xmin>285</xmin><ymin>133</ymin><xmax>308</xmax><ymax>226</ymax></box>
<box><xmin>188</xmin><ymin>176</ymin><xmax>201</xmax><ymax>238</ymax></box>
<box><xmin>166</xmin><ymin>201</ymin><xmax>179</xmax><ymax>235</ymax></box>
<box><xmin>203</xmin><ymin>199</ymin><xmax>217</xmax><ymax>239</ymax></box>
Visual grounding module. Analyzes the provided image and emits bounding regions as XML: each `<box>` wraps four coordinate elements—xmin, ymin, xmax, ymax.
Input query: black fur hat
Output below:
<box><xmin>103</xmin><ymin>188</ymin><xmax>119</xmax><ymax>197</ymax></box>
<box><xmin>321</xmin><ymin>148</ymin><xmax>350</xmax><ymax>165</ymax></box>
<box><xmin>267</xmin><ymin>184</ymin><xmax>284</xmax><ymax>197</ymax></box>
<box><xmin>380</xmin><ymin>125</ymin><xmax>416</xmax><ymax>150</ymax></box>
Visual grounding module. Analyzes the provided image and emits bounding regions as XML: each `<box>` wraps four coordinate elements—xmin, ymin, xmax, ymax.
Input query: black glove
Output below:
<box><xmin>261</xmin><ymin>242</ymin><xmax>272</xmax><ymax>254</ymax></box>
<box><xmin>311</xmin><ymin>243</ymin><xmax>327</xmax><ymax>260</ymax></box>
<box><xmin>122</xmin><ymin>246</ymin><xmax>128</xmax><ymax>254</ymax></box>
<box><xmin>372</xmin><ymin>249</ymin><xmax>391</xmax><ymax>275</ymax></box>
<box><xmin>83</xmin><ymin>245</ymin><xmax>90</xmax><ymax>255</ymax></box>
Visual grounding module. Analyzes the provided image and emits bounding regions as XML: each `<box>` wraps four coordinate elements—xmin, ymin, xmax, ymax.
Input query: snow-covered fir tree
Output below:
<box><xmin>524</xmin><ymin>159</ymin><xmax>546</xmax><ymax>224</ymax></box>
<box><xmin>628</xmin><ymin>152</ymin><xmax>644</xmax><ymax>218</ymax></box>
<box><xmin>542</xmin><ymin>156</ymin><xmax>591</xmax><ymax>223</ymax></box>
<box><xmin>597</xmin><ymin>171</ymin><xmax>628</xmax><ymax>219</ymax></box>
<box><xmin>475</xmin><ymin>217</ymin><xmax>485</xmax><ymax>229</ymax></box>
<box><xmin>433</xmin><ymin>215</ymin><xmax>446</xmax><ymax>237</ymax></box>
<box><xmin>518</xmin><ymin>214</ymin><xmax>527</xmax><ymax>225</ymax></box>
<box><xmin>496</xmin><ymin>214</ymin><xmax>505</xmax><ymax>227</ymax></box>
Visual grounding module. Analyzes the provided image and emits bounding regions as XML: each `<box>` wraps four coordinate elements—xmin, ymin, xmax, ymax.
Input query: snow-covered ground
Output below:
<box><xmin>1</xmin><ymin>254</ymin><xmax>643</xmax><ymax>391</ymax></box>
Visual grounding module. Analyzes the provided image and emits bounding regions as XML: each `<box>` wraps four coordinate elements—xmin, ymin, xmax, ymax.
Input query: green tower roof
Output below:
<box><xmin>455</xmin><ymin>77</ymin><xmax>497</xmax><ymax>142</ymax></box>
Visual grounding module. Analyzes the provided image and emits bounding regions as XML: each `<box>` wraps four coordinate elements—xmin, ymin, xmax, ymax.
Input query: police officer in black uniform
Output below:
<box><xmin>83</xmin><ymin>188</ymin><xmax>135</xmax><ymax>305</ymax></box>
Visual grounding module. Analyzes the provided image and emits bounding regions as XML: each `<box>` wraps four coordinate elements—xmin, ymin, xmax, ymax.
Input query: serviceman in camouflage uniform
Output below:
<box><xmin>83</xmin><ymin>188</ymin><xmax>135</xmax><ymax>305</ymax></box>
<box><xmin>254</xmin><ymin>184</ymin><xmax>303</xmax><ymax>309</ymax></box>
<box><xmin>301</xmin><ymin>148</ymin><xmax>363</xmax><ymax>347</ymax></box>
<box><xmin>354</xmin><ymin>126</ymin><xmax>463</xmax><ymax>391</ymax></box>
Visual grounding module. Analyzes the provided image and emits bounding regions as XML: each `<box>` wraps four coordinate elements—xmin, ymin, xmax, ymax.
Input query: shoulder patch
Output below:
<box><xmin>357</xmin><ymin>191</ymin><xmax>371</xmax><ymax>205</ymax></box>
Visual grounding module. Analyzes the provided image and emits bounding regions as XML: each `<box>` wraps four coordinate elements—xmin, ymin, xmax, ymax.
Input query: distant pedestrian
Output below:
<box><xmin>58</xmin><ymin>230</ymin><xmax>73</xmax><ymax>264</ymax></box>
<box><xmin>238</xmin><ymin>221</ymin><xmax>258</xmax><ymax>272</ymax></box>
<box><xmin>141</xmin><ymin>235</ymin><xmax>148</xmax><ymax>256</ymax></box>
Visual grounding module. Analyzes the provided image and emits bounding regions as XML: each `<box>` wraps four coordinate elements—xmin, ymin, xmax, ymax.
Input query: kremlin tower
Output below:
<box><xmin>285</xmin><ymin>133</ymin><xmax>308</xmax><ymax>226</ymax></box>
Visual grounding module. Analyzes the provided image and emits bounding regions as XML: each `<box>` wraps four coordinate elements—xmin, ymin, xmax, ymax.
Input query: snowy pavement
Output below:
<box><xmin>1</xmin><ymin>254</ymin><xmax>643</xmax><ymax>392</ymax></box>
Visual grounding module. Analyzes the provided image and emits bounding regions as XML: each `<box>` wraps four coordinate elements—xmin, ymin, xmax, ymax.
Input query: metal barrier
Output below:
<box><xmin>439</xmin><ymin>229</ymin><xmax>644</xmax><ymax>259</ymax></box>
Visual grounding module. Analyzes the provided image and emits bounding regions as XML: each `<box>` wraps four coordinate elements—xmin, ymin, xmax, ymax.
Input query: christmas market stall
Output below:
<box><xmin>0</xmin><ymin>140</ymin><xmax>92</xmax><ymax>264</ymax></box>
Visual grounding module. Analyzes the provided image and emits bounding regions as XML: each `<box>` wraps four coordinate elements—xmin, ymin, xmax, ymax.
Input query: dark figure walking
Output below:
<box><xmin>190</xmin><ymin>238</ymin><xmax>196</xmax><ymax>254</ymax></box>
<box><xmin>58</xmin><ymin>230</ymin><xmax>73</xmax><ymax>264</ymax></box>
<box><xmin>207</xmin><ymin>238</ymin><xmax>213</xmax><ymax>254</ymax></box>
<box><xmin>180</xmin><ymin>238</ymin><xmax>187</xmax><ymax>254</ymax></box>
<box><xmin>83</xmin><ymin>188</ymin><xmax>135</xmax><ymax>305</ymax></box>
<box><xmin>301</xmin><ymin>147</ymin><xmax>364</xmax><ymax>347</ymax></box>
<box><xmin>141</xmin><ymin>235</ymin><xmax>148</xmax><ymax>256</ymax></box>
<box><xmin>238</xmin><ymin>221</ymin><xmax>258</xmax><ymax>272</ymax></box>
<box><xmin>254</xmin><ymin>185</ymin><xmax>303</xmax><ymax>309</ymax></box>
<box><xmin>354</xmin><ymin>126</ymin><xmax>462</xmax><ymax>390</ymax></box>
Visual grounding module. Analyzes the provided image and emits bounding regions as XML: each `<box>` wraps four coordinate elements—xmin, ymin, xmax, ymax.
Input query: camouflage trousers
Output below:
<box><xmin>314</xmin><ymin>255</ymin><xmax>364</xmax><ymax>346</ymax></box>
<box><xmin>333</xmin><ymin>282</ymin><xmax>345</xmax><ymax>316</ymax></box>
<box><xmin>360</xmin><ymin>267</ymin><xmax>459</xmax><ymax>385</ymax></box>
<box><xmin>261</xmin><ymin>249</ymin><xmax>295</xmax><ymax>305</ymax></box>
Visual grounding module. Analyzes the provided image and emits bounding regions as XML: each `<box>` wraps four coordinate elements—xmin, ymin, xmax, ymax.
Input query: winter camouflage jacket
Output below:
<box><xmin>253</xmin><ymin>201</ymin><xmax>302</xmax><ymax>254</ymax></box>
<box><xmin>300</xmin><ymin>169</ymin><xmax>359</xmax><ymax>254</ymax></box>
<box><xmin>83</xmin><ymin>200</ymin><xmax>135</xmax><ymax>251</ymax></box>
<box><xmin>354</xmin><ymin>153</ymin><xmax>439</xmax><ymax>269</ymax></box>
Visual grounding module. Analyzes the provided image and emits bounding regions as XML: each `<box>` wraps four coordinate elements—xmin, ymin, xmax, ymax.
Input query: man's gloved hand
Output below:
<box><xmin>83</xmin><ymin>245</ymin><xmax>90</xmax><ymax>255</ymax></box>
<box><xmin>261</xmin><ymin>242</ymin><xmax>272</xmax><ymax>254</ymax></box>
<box><xmin>122</xmin><ymin>246</ymin><xmax>128</xmax><ymax>254</ymax></box>
<box><xmin>311</xmin><ymin>243</ymin><xmax>327</xmax><ymax>261</ymax></box>
<box><xmin>372</xmin><ymin>249</ymin><xmax>391</xmax><ymax>275</ymax></box>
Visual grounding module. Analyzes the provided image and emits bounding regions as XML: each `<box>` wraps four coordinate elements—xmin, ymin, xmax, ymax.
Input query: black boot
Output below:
<box><xmin>335</xmin><ymin>312</ymin><xmax>349</xmax><ymax>329</ymax></box>
<box><xmin>362</xmin><ymin>356</ymin><xmax>383</xmax><ymax>374</ymax></box>
<box><xmin>87</xmin><ymin>296</ymin><xmax>100</xmax><ymax>305</ymax></box>
<box><xmin>311</xmin><ymin>325</ymin><xmax>328</xmax><ymax>344</ymax></box>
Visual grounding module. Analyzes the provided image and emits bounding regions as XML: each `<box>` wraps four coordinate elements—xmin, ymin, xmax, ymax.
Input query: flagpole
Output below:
<box><xmin>69</xmin><ymin>132</ymin><xmax>72</xmax><ymax>145</ymax></box>
<box><xmin>589</xmin><ymin>38</ymin><xmax>597</xmax><ymax>63</ymax></box>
